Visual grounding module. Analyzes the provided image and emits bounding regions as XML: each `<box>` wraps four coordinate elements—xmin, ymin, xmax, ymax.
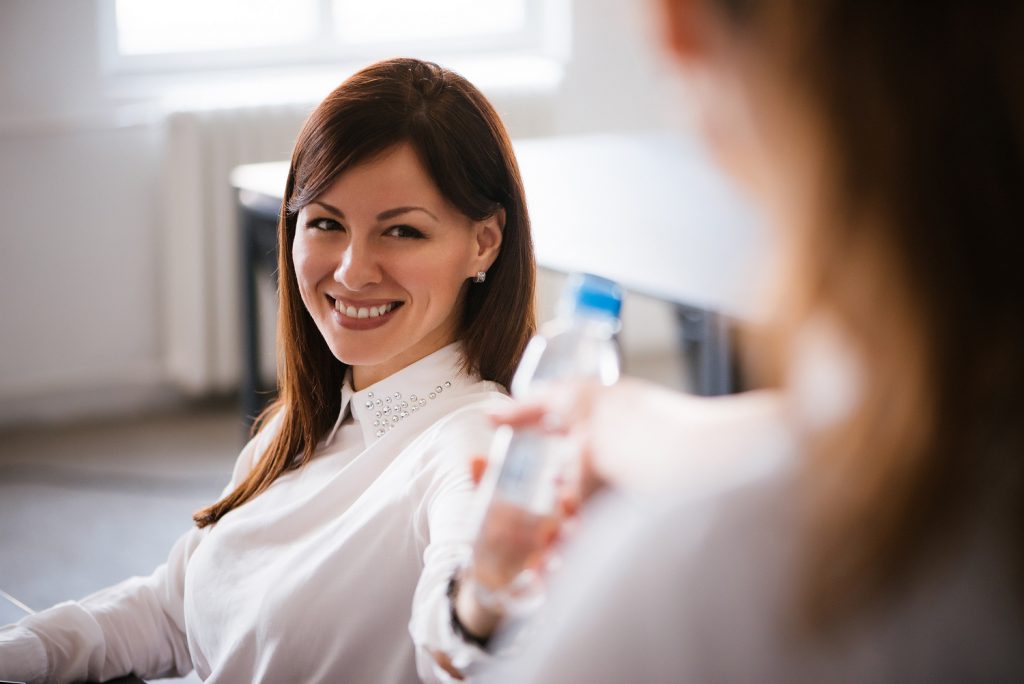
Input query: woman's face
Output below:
<box><xmin>293</xmin><ymin>142</ymin><xmax>501</xmax><ymax>389</ymax></box>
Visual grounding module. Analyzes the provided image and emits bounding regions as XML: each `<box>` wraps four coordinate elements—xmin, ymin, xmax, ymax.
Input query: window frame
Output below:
<box><xmin>97</xmin><ymin>0</ymin><xmax>558</xmax><ymax>76</ymax></box>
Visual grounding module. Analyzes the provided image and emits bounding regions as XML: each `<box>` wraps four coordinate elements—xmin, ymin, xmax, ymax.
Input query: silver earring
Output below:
<box><xmin>474</xmin><ymin>271</ymin><xmax>487</xmax><ymax>283</ymax></box>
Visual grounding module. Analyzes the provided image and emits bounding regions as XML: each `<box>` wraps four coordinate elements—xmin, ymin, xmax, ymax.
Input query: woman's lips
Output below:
<box><xmin>328</xmin><ymin>297</ymin><xmax>403</xmax><ymax>331</ymax></box>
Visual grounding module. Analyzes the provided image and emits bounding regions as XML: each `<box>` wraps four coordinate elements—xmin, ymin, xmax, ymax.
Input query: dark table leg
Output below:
<box><xmin>675</xmin><ymin>304</ymin><xmax>734</xmax><ymax>396</ymax></box>
<box><xmin>238</xmin><ymin>194</ymin><xmax>283</xmax><ymax>430</ymax></box>
<box><xmin>239</xmin><ymin>197</ymin><xmax>264</xmax><ymax>428</ymax></box>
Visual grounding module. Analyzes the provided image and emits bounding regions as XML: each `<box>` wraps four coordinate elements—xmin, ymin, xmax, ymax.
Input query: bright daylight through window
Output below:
<box><xmin>113</xmin><ymin>0</ymin><xmax>532</xmax><ymax>67</ymax></box>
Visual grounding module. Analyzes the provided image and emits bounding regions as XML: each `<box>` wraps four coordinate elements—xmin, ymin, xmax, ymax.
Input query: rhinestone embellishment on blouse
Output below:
<box><xmin>369</xmin><ymin>380</ymin><xmax>452</xmax><ymax>438</ymax></box>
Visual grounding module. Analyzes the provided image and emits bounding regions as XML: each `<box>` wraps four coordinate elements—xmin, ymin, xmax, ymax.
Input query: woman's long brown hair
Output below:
<box><xmin>194</xmin><ymin>59</ymin><xmax>536</xmax><ymax>528</ymax></box>
<box><xmin>715</xmin><ymin>1</ymin><xmax>1024</xmax><ymax>630</ymax></box>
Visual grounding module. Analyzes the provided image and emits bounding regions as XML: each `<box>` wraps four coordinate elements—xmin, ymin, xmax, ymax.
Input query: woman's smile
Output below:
<box><xmin>328</xmin><ymin>294</ymin><xmax>406</xmax><ymax>330</ymax></box>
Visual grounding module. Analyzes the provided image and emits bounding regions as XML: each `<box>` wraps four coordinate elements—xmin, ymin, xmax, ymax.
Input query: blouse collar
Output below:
<box><xmin>324</xmin><ymin>342</ymin><xmax>472</xmax><ymax>448</ymax></box>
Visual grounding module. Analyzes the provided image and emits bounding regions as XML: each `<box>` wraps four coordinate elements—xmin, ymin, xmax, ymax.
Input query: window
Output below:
<box><xmin>104</xmin><ymin>0</ymin><xmax>554</xmax><ymax>73</ymax></box>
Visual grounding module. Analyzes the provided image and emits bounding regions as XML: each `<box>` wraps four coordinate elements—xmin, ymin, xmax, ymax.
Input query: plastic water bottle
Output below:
<box><xmin>471</xmin><ymin>273</ymin><xmax>623</xmax><ymax>608</ymax></box>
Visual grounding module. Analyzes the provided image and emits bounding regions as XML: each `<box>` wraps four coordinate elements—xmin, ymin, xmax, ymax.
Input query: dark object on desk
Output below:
<box><xmin>237</xmin><ymin>188</ymin><xmax>282</xmax><ymax>425</ymax></box>
<box><xmin>0</xmin><ymin>671</ymin><xmax>145</xmax><ymax>682</ymax></box>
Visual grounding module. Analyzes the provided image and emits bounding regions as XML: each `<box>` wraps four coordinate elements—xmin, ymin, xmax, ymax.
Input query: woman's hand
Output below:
<box><xmin>453</xmin><ymin>380</ymin><xmax>786</xmax><ymax>643</ymax></box>
<box><xmin>485</xmin><ymin>378</ymin><xmax>697</xmax><ymax>498</ymax></box>
<box><xmin>453</xmin><ymin>451</ymin><xmax>568</xmax><ymax>640</ymax></box>
<box><xmin>451</xmin><ymin>380</ymin><xmax>660</xmax><ymax>641</ymax></box>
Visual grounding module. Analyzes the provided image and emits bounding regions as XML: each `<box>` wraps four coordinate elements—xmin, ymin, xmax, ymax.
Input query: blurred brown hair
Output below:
<box><xmin>195</xmin><ymin>58</ymin><xmax>536</xmax><ymax>528</ymax></box>
<box><xmin>713</xmin><ymin>1</ymin><xmax>1024</xmax><ymax>629</ymax></box>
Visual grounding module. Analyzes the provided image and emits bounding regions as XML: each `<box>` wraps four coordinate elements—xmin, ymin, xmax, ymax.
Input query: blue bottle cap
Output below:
<box><xmin>563</xmin><ymin>273</ymin><xmax>623</xmax><ymax>319</ymax></box>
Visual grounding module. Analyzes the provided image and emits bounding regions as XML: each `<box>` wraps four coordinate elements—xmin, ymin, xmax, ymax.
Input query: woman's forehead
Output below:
<box><xmin>305</xmin><ymin>143</ymin><xmax>452</xmax><ymax>216</ymax></box>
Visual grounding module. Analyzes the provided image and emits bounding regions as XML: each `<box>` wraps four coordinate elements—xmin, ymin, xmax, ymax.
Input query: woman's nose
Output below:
<box><xmin>334</xmin><ymin>240</ymin><xmax>382</xmax><ymax>291</ymax></box>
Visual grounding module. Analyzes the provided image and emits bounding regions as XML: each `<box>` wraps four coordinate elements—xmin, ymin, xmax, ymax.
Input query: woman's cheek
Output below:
<box><xmin>292</xmin><ymin>243</ymin><xmax>325</xmax><ymax>306</ymax></box>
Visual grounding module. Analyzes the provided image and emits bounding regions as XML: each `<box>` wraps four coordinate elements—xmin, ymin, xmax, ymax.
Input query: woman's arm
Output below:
<box><xmin>408</xmin><ymin>400</ymin><xmax>509</xmax><ymax>683</ymax></box>
<box><xmin>494</xmin><ymin>379</ymin><xmax>789</xmax><ymax>496</ymax></box>
<box><xmin>0</xmin><ymin>527</ymin><xmax>203</xmax><ymax>684</ymax></box>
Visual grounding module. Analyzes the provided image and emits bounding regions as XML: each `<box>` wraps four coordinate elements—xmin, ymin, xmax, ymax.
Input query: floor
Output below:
<box><xmin>0</xmin><ymin>403</ymin><xmax>245</xmax><ymax>683</ymax></box>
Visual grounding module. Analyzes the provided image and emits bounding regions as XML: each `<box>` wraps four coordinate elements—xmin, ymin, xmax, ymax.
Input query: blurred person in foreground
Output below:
<box><xmin>0</xmin><ymin>58</ymin><xmax>536</xmax><ymax>683</ymax></box>
<box><xmin>455</xmin><ymin>0</ymin><xmax>1024</xmax><ymax>680</ymax></box>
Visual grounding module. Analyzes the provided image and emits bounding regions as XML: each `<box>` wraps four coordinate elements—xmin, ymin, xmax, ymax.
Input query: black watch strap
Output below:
<box><xmin>447</xmin><ymin>573</ymin><xmax>492</xmax><ymax>650</ymax></box>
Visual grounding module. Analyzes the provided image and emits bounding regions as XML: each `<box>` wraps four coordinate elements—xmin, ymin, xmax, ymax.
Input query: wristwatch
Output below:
<box><xmin>446</xmin><ymin>572</ymin><xmax>493</xmax><ymax>649</ymax></box>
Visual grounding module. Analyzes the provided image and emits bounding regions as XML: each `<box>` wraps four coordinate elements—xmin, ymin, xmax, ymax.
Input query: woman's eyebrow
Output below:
<box><xmin>310</xmin><ymin>200</ymin><xmax>344</xmax><ymax>217</ymax></box>
<box><xmin>377</xmin><ymin>206</ymin><xmax>439</xmax><ymax>222</ymax></box>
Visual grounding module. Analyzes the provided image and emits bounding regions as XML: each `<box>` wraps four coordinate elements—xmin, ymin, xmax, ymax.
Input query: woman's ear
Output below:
<box><xmin>471</xmin><ymin>208</ymin><xmax>504</xmax><ymax>274</ymax></box>
<box><xmin>658</xmin><ymin>0</ymin><xmax>708</xmax><ymax>63</ymax></box>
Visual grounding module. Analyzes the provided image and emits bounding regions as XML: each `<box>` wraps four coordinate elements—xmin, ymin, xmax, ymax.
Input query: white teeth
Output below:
<box><xmin>336</xmin><ymin>301</ymin><xmax>397</xmax><ymax>318</ymax></box>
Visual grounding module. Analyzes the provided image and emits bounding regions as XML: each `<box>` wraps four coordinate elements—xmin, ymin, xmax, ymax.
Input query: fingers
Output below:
<box><xmin>577</xmin><ymin>444</ymin><xmax>608</xmax><ymax>501</ymax></box>
<box><xmin>559</xmin><ymin>492</ymin><xmax>580</xmax><ymax>518</ymax></box>
<box><xmin>487</xmin><ymin>381</ymin><xmax>604</xmax><ymax>434</ymax></box>
<box><xmin>429</xmin><ymin>650</ymin><xmax>465</xmax><ymax>680</ymax></box>
<box><xmin>470</xmin><ymin>455</ymin><xmax>488</xmax><ymax>485</ymax></box>
<box><xmin>486</xmin><ymin>402</ymin><xmax>549</xmax><ymax>429</ymax></box>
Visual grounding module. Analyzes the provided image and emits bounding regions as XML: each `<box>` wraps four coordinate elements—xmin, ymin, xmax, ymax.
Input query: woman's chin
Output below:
<box><xmin>327</xmin><ymin>345</ymin><xmax>389</xmax><ymax>369</ymax></box>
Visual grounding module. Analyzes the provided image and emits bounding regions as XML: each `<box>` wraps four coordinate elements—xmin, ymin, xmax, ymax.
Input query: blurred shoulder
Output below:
<box><xmin>229</xmin><ymin>408</ymin><xmax>286</xmax><ymax>487</ymax></box>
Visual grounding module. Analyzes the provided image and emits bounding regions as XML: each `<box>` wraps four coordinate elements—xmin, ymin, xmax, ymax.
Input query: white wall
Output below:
<box><xmin>0</xmin><ymin>0</ymin><xmax>683</xmax><ymax>425</ymax></box>
<box><xmin>554</xmin><ymin>0</ymin><xmax>679</xmax><ymax>134</ymax></box>
<box><xmin>0</xmin><ymin>1</ymin><xmax>170</xmax><ymax>423</ymax></box>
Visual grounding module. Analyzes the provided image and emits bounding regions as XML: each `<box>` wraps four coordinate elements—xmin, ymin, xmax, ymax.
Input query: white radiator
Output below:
<box><xmin>159</xmin><ymin>103</ymin><xmax>312</xmax><ymax>395</ymax></box>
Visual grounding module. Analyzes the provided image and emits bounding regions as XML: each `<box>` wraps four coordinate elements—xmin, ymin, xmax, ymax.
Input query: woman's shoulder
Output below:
<box><xmin>561</xmin><ymin>464</ymin><xmax>1024</xmax><ymax>682</ymax></box>
<box><xmin>229</xmin><ymin>408</ymin><xmax>287</xmax><ymax>487</ymax></box>
<box><xmin>402</xmin><ymin>380</ymin><xmax>509</xmax><ymax>474</ymax></box>
<box><xmin>437</xmin><ymin>373</ymin><xmax>511</xmax><ymax>423</ymax></box>
<box><xmin>431</xmin><ymin>383</ymin><xmax>508</xmax><ymax>436</ymax></box>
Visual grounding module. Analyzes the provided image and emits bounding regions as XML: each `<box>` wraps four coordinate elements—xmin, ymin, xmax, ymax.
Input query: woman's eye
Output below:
<box><xmin>307</xmin><ymin>217</ymin><xmax>341</xmax><ymax>231</ymax></box>
<box><xmin>385</xmin><ymin>224</ymin><xmax>425</xmax><ymax>239</ymax></box>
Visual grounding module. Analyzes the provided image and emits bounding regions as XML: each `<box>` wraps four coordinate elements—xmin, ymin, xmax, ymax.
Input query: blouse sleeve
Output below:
<box><xmin>408</xmin><ymin>396</ymin><xmax>508</xmax><ymax>683</ymax></box>
<box><xmin>0</xmin><ymin>413</ymin><xmax>278</xmax><ymax>684</ymax></box>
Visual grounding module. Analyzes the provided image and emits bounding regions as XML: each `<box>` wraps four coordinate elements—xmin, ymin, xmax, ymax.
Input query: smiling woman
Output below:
<box><xmin>0</xmin><ymin>58</ymin><xmax>536</xmax><ymax>684</ymax></box>
<box><xmin>293</xmin><ymin>142</ymin><xmax>503</xmax><ymax>388</ymax></box>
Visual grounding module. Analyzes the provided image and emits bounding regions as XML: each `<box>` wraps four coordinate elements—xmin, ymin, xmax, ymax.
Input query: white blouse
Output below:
<box><xmin>0</xmin><ymin>343</ymin><xmax>504</xmax><ymax>683</ymax></box>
